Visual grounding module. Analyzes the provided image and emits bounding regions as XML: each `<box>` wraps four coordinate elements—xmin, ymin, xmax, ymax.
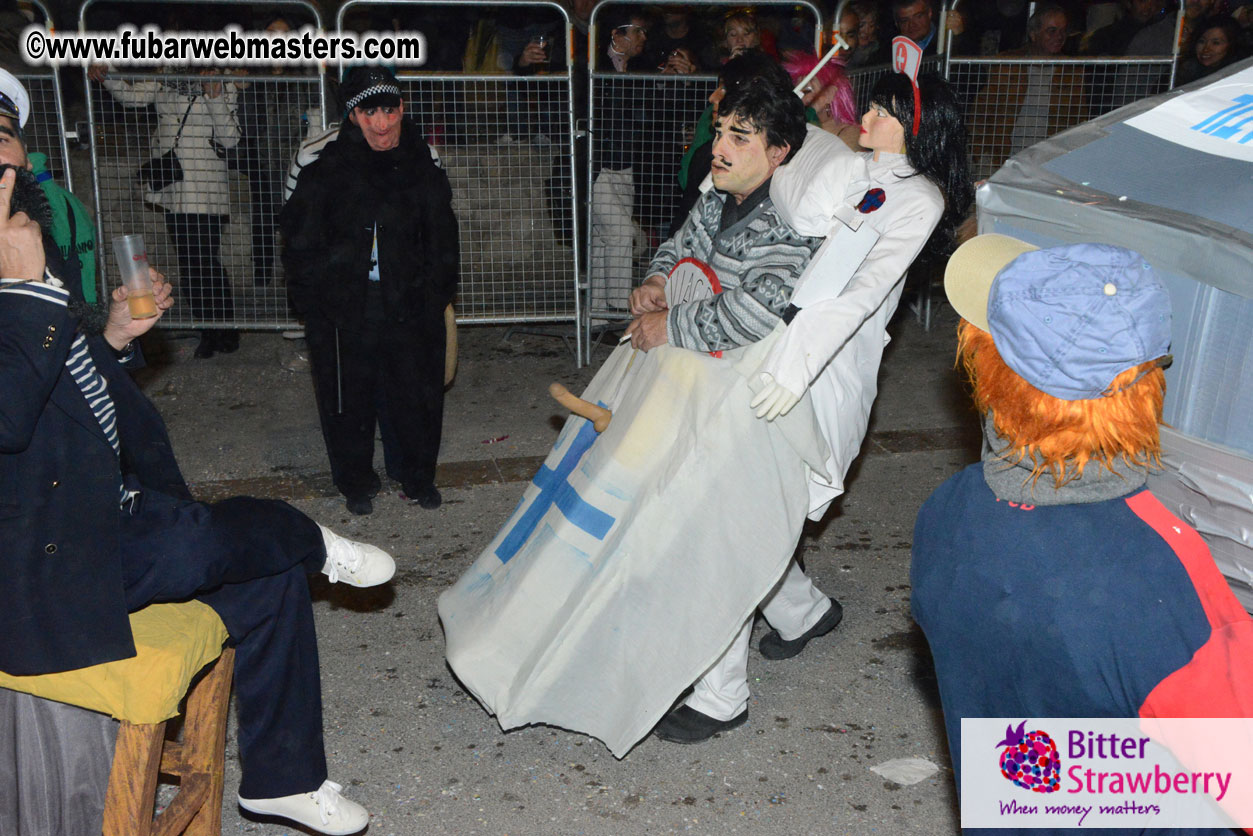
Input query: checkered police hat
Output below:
<box><xmin>341</xmin><ymin>66</ymin><xmax>402</xmax><ymax>113</ymax></box>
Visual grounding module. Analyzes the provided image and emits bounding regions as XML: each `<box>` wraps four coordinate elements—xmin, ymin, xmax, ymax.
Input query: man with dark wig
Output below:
<box><xmin>624</xmin><ymin>63</ymin><xmax>842</xmax><ymax>744</ymax></box>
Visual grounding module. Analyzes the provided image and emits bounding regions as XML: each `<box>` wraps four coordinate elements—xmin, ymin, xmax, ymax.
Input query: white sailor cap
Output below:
<box><xmin>0</xmin><ymin>68</ymin><xmax>31</xmax><ymax>128</ymax></box>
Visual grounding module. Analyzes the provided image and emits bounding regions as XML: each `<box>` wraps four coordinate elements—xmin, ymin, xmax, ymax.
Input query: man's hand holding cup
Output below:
<box><xmin>520</xmin><ymin>36</ymin><xmax>550</xmax><ymax>68</ymax></box>
<box><xmin>104</xmin><ymin>268</ymin><xmax>173</xmax><ymax>351</ymax></box>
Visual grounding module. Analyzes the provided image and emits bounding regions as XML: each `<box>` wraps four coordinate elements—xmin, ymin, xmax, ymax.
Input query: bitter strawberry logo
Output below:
<box><xmin>996</xmin><ymin>720</ymin><xmax>1061</xmax><ymax>793</ymax></box>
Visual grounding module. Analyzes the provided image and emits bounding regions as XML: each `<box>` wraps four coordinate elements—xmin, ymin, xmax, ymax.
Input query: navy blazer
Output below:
<box><xmin>0</xmin><ymin>251</ymin><xmax>189</xmax><ymax>675</ymax></box>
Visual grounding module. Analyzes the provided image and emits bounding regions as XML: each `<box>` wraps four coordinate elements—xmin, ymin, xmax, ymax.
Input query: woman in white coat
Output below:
<box><xmin>661</xmin><ymin>71</ymin><xmax>977</xmax><ymax>742</ymax></box>
<box><xmin>97</xmin><ymin>69</ymin><xmax>242</xmax><ymax>358</ymax></box>
<box><xmin>759</xmin><ymin>71</ymin><xmax>975</xmax><ymax>519</ymax></box>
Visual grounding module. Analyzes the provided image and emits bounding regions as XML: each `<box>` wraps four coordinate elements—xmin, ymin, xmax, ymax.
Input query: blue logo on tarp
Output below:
<box><xmin>1191</xmin><ymin>93</ymin><xmax>1253</xmax><ymax>144</ymax></box>
<box><xmin>495</xmin><ymin>413</ymin><xmax>615</xmax><ymax>563</ymax></box>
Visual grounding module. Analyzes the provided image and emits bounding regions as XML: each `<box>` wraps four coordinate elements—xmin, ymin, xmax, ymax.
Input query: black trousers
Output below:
<box><xmin>304</xmin><ymin>293</ymin><xmax>446</xmax><ymax>500</ymax></box>
<box><xmin>164</xmin><ymin>213</ymin><xmax>235</xmax><ymax>324</ymax></box>
<box><xmin>244</xmin><ymin>170</ymin><xmax>281</xmax><ymax>283</ymax></box>
<box><xmin>118</xmin><ymin>488</ymin><xmax>327</xmax><ymax>799</ymax></box>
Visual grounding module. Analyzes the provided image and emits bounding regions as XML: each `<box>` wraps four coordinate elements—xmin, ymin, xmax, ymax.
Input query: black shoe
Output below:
<box><xmin>345</xmin><ymin>495</ymin><xmax>374</xmax><ymax>515</ymax></box>
<box><xmin>214</xmin><ymin>330</ymin><xmax>240</xmax><ymax>354</ymax></box>
<box><xmin>402</xmin><ymin>484</ymin><xmax>441</xmax><ymax>510</ymax></box>
<box><xmin>193</xmin><ymin>334</ymin><xmax>216</xmax><ymax>359</ymax></box>
<box><xmin>759</xmin><ymin>597</ymin><xmax>844</xmax><ymax>660</ymax></box>
<box><xmin>653</xmin><ymin>705</ymin><xmax>747</xmax><ymax>744</ymax></box>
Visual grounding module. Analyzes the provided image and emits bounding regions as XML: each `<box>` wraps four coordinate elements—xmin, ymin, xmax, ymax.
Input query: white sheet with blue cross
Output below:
<box><xmin>438</xmin><ymin>337</ymin><xmax>828</xmax><ymax>757</ymax></box>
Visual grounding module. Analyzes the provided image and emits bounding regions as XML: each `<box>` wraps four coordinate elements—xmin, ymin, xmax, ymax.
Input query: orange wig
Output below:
<box><xmin>956</xmin><ymin>319</ymin><xmax>1165</xmax><ymax>487</ymax></box>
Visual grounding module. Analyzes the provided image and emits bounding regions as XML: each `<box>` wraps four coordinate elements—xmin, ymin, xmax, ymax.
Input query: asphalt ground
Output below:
<box><xmin>136</xmin><ymin>304</ymin><xmax>982</xmax><ymax>836</ymax></box>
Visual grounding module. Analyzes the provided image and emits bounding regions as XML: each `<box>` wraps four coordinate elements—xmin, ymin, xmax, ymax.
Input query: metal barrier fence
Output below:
<box><xmin>846</xmin><ymin>54</ymin><xmax>944</xmax><ymax>118</ymax></box>
<box><xmin>585</xmin><ymin>0</ymin><xmax>824</xmax><ymax>359</ymax></box>
<box><xmin>946</xmin><ymin>56</ymin><xmax>1178</xmax><ymax>180</ymax></box>
<box><xmin>942</xmin><ymin>2</ymin><xmax>1182</xmax><ymax>181</ymax></box>
<box><xmin>341</xmin><ymin>1</ymin><xmax>580</xmax><ymax>342</ymax></box>
<box><xmin>15</xmin><ymin>0</ymin><xmax>73</xmax><ymax>190</ymax></box>
<box><xmin>587</xmin><ymin>71</ymin><xmax>717</xmax><ymax>316</ymax></box>
<box><xmin>85</xmin><ymin>71</ymin><xmax>323</xmax><ymax>330</ymax></box>
<box><xmin>67</xmin><ymin>0</ymin><xmax>1186</xmax><ymax>353</ymax></box>
<box><xmin>394</xmin><ymin>73</ymin><xmax>580</xmax><ymax>326</ymax></box>
<box><xmin>82</xmin><ymin>0</ymin><xmax>325</xmax><ymax>331</ymax></box>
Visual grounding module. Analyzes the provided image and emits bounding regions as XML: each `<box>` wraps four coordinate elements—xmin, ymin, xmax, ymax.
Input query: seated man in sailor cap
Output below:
<box><xmin>0</xmin><ymin>75</ymin><xmax>395</xmax><ymax>836</ymax></box>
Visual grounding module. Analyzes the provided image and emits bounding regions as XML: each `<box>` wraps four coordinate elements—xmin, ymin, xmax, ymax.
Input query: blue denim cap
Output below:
<box><xmin>986</xmin><ymin>243</ymin><xmax>1172</xmax><ymax>401</ymax></box>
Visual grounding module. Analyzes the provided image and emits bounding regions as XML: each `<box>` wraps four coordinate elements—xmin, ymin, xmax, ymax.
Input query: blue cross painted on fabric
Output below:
<box><xmin>495</xmin><ymin>412</ymin><xmax>615</xmax><ymax>563</ymax></box>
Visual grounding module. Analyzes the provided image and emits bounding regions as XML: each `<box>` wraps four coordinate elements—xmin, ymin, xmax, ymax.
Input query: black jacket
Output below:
<box><xmin>0</xmin><ymin>246</ymin><xmax>190</xmax><ymax>675</ymax></box>
<box><xmin>280</xmin><ymin>119</ymin><xmax>460</xmax><ymax>328</ymax></box>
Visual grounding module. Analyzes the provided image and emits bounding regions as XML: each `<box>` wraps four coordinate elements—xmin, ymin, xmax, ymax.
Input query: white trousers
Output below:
<box><xmin>684</xmin><ymin>560</ymin><xmax>831</xmax><ymax>721</ymax></box>
<box><xmin>589</xmin><ymin>167</ymin><xmax>636</xmax><ymax>313</ymax></box>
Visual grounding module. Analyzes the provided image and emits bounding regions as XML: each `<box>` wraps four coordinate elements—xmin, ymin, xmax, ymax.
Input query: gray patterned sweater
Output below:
<box><xmin>649</xmin><ymin>186</ymin><xmax>823</xmax><ymax>352</ymax></box>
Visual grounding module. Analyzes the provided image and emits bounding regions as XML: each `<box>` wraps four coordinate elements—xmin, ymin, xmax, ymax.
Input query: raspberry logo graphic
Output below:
<box><xmin>996</xmin><ymin>720</ymin><xmax>1061</xmax><ymax>793</ymax></box>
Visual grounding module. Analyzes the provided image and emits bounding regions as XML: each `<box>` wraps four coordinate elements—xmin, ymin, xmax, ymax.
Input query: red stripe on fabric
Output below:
<box><xmin>1124</xmin><ymin>490</ymin><xmax>1247</xmax><ymax>632</ymax></box>
<box><xmin>1131</xmin><ymin>493</ymin><xmax>1253</xmax><ymax>834</ymax></box>
<box><xmin>1129</xmin><ymin>490</ymin><xmax>1253</xmax><ymax>724</ymax></box>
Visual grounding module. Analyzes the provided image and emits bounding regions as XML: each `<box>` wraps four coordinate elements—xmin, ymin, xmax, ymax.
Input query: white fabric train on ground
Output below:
<box><xmin>438</xmin><ymin>125</ymin><xmax>933</xmax><ymax>756</ymax></box>
<box><xmin>439</xmin><ymin>337</ymin><xmax>828</xmax><ymax>757</ymax></box>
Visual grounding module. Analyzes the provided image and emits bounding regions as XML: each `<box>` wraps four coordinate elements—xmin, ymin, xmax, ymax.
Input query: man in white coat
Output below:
<box><xmin>629</xmin><ymin>65</ymin><xmax>958</xmax><ymax>744</ymax></box>
<box><xmin>438</xmin><ymin>66</ymin><xmax>964</xmax><ymax>756</ymax></box>
<box><xmin>624</xmin><ymin>65</ymin><xmax>849</xmax><ymax>743</ymax></box>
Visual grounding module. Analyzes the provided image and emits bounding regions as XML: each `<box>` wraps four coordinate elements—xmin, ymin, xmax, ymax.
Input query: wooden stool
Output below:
<box><xmin>0</xmin><ymin>602</ymin><xmax>232</xmax><ymax>836</ymax></box>
<box><xmin>104</xmin><ymin>647</ymin><xmax>234</xmax><ymax>836</ymax></box>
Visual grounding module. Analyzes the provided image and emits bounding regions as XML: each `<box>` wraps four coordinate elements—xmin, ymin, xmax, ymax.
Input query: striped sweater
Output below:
<box><xmin>649</xmin><ymin>186</ymin><xmax>823</xmax><ymax>353</ymax></box>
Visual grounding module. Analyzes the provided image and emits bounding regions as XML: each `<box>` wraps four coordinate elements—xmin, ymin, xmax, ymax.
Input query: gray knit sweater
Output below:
<box><xmin>650</xmin><ymin>187</ymin><xmax>823</xmax><ymax>353</ymax></box>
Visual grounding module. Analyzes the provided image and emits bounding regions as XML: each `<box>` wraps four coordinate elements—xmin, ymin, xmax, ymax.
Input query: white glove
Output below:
<box><xmin>749</xmin><ymin>373</ymin><xmax>800</xmax><ymax>421</ymax></box>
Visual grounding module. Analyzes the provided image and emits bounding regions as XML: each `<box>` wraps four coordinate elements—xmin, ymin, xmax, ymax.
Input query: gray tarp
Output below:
<box><xmin>0</xmin><ymin>689</ymin><xmax>115</xmax><ymax>836</ymax></box>
<box><xmin>976</xmin><ymin>58</ymin><xmax>1253</xmax><ymax>609</ymax></box>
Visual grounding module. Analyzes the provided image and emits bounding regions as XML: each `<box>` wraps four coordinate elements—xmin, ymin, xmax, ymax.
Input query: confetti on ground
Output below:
<box><xmin>868</xmin><ymin>757</ymin><xmax>939</xmax><ymax>785</ymax></box>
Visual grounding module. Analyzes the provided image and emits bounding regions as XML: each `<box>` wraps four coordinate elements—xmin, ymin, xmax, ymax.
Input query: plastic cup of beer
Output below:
<box><xmin>532</xmin><ymin>34</ymin><xmax>550</xmax><ymax>65</ymax></box>
<box><xmin>111</xmin><ymin>234</ymin><xmax>157</xmax><ymax>319</ymax></box>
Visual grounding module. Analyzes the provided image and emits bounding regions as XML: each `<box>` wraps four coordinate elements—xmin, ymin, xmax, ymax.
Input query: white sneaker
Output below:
<box><xmin>318</xmin><ymin>524</ymin><xmax>395</xmax><ymax>587</ymax></box>
<box><xmin>238</xmin><ymin>780</ymin><xmax>368</xmax><ymax>835</ymax></box>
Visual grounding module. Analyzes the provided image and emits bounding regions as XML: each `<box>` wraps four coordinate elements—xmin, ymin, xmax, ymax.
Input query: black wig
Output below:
<box><xmin>717</xmin><ymin>70</ymin><xmax>808</xmax><ymax>162</ymax></box>
<box><xmin>718</xmin><ymin>48</ymin><xmax>790</xmax><ymax>94</ymax></box>
<box><xmin>869</xmin><ymin>72</ymin><xmax>973</xmax><ymax>254</ymax></box>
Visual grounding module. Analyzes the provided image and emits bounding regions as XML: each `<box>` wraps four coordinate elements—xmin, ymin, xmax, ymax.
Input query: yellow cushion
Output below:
<box><xmin>0</xmin><ymin>601</ymin><xmax>228</xmax><ymax>725</ymax></box>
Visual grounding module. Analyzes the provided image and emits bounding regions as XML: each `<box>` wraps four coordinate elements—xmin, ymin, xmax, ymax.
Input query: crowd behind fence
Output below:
<box><xmin>585</xmin><ymin>0</ymin><xmax>823</xmax><ymax>333</ymax></box>
<box><xmin>946</xmin><ymin>55</ymin><xmax>1178</xmax><ymax>180</ymax></box>
<box><xmin>8</xmin><ymin>0</ymin><xmax>1199</xmax><ymax>361</ymax></box>
<box><xmin>86</xmin><ymin>71</ymin><xmax>324</xmax><ymax>332</ymax></box>
<box><xmin>13</xmin><ymin>0</ymin><xmax>72</xmax><ymax>190</ymax></box>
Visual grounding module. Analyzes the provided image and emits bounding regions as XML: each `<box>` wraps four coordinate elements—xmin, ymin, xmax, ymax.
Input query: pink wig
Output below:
<box><xmin>782</xmin><ymin>50</ymin><xmax>857</xmax><ymax>127</ymax></box>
